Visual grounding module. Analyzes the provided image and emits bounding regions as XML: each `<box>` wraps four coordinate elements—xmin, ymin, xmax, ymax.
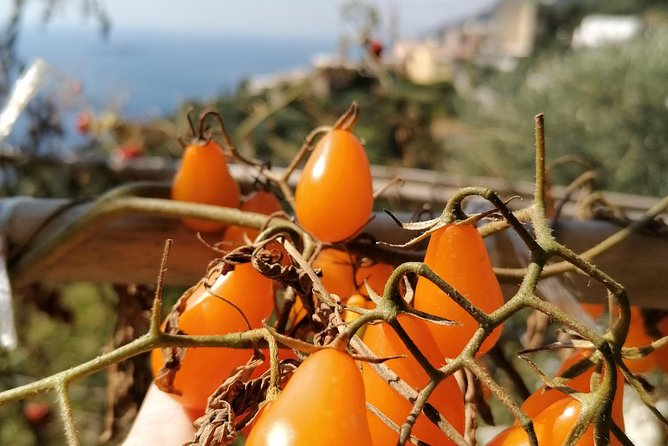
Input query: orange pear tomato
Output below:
<box><xmin>536</xmin><ymin>397</ymin><xmax>592</xmax><ymax>445</ymax></box>
<box><xmin>289</xmin><ymin>248</ymin><xmax>357</xmax><ymax>327</ymax></box>
<box><xmin>343</xmin><ymin>293</ymin><xmax>369</xmax><ymax>325</ymax></box>
<box><xmin>245</xmin><ymin>348</ymin><xmax>373</xmax><ymax>446</ymax></box>
<box><xmin>151</xmin><ymin>264</ymin><xmax>273</xmax><ymax>414</ymax></box>
<box><xmin>313</xmin><ymin>248</ymin><xmax>356</xmax><ymax>299</ymax></box>
<box><xmin>494</xmin><ymin>385</ymin><xmax>624</xmax><ymax>446</ymax></box>
<box><xmin>294</xmin><ymin>129</ymin><xmax>373</xmax><ymax>242</ymax></box>
<box><xmin>486</xmin><ymin>423</ymin><xmax>547</xmax><ymax>446</ymax></box>
<box><xmin>355</xmin><ymin>261</ymin><xmax>394</xmax><ymax>298</ymax></box>
<box><xmin>534</xmin><ymin>395</ymin><xmax>626</xmax><ymax>446</ymax></box>
<box><xmin>223</xmin><ymin>190</ymin><xmax>282</xmax><ymax>247</ymax></box>
<box><xmin>172</xmin><ymin>139</ymin><xmax>240</xmax><ymax>232</ymax></box>
<box><xmin>362</xmin><ymin>315</ymin><xmax>465</xmax><ymax>445</ymax></box>
<box><xmin>521</xmin><ymin>357</ymin><xmax>624</xmax><ymax>445</ymax></box>
<box><xmin>521</xmin><ymin>350</ymin><xmax>593</xmax><ymax>419</ymax></box>
<box><xmin>413</xmin><ymin>223</ymin><xmax>504</xmax><ymax>358</ymax></box>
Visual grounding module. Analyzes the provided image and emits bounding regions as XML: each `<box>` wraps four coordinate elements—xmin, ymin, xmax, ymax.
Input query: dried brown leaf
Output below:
<box><xmin>100</xmin><ymin>284</ymin><xmax>153</xmax><ymax>444</ymax></box>
<box><xmin>187</xmin><ymin>357</ymin><xmax>299</xmax><ymax>446</ymax></box>
<box><xmin>153</xmin><ymin>283</ymin><xmax>198</xmax><ymax>395</ymax></box>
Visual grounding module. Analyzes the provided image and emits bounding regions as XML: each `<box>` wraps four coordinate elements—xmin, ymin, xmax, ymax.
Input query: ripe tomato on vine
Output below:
<box><xmin>172</xmin><ymin>112</ymin><xmax>240</xmax><ymax>233</ymax></box>
<box><xmin>361</xmin><ymin>314</ymin><xmax>465</xmax><ymax>445</ymax></box>
<box><xmin>223</xmin><ymin>189</ymin><xmax>282</xmax><ymax>246</ymax></box>
<box><xmin>294</xmin><ymin>122</ymin><xmax>373</xmax><ymax>242</ymax></box>
<box><xmin>355</xmin><ymin>260</ymin><xmax>393</xmax><ymax>297</ymax></box>
<box><xmin>343</xmin><ymin>293</ymin><xmax>369</xmax><ymax>324</ymax></box>
<box><xmin>245</xmin><ymin>348</ymin><xmax>373</xmax><ymax>446</ymax></box>
<box><xmin>492</xmin><ymin>394</ymin><xmax>624</xmax><ymax>446</ymax></box>
<box><xmin>521</xmin><ymin>350</ymin><xmax>593</xmax><ymax>419</ymax></box>
<box><xmin>151</xmin><ymin>263</ymin><xmax>273</xmax><ymax>415</ymax></box>
<box><xmin>413</xmin><ymin>223</ymin><xmax>504</xmax><ymax>358</ymax></box>
<box><xmin>494</xmin><ymin>354</ymin><xmax>625</xmax><ymax>446</ymax></box>
<box><xmin>313</xmin><ymin>248</ymin><xmax>356</xmax><ymax>299</ymax></box>
<box><xmin>288</xmin><ymin>248</ymin><xmax>357</xmax><ymax>327</ymax></box>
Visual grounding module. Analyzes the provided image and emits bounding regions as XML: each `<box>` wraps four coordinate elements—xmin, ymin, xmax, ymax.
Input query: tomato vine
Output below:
<box><xmin>0</xmin><ymin>108</ymin><xmax>666</xmax><ymax>446</ymax></box>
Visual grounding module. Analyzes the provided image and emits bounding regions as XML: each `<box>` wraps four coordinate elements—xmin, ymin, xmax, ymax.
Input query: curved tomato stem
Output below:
<box><xmin>533</xmin><ymin>113</ymin><xmax>548</xmax><ymax>226</ymax></box>
<box><xmin>332</xmin><ymin>101</ymin><xmax>359</xmax><ymax>131</ymax></box>
<box><xmin>185</xmin><ymin>106</ymin><xmax>197</xmax><ymax>138</ymax></box>
<box><xmin>263</xmin><ymin>330</ymin><xmax>281</xmax><ymax>401</ymax></box>
<box><xmin>397</xmin><ymin>262</ymin><xmax>492</xmax><ymax>326</ymax></box>
<box><xmin>444</xmin><ymin>186</ymin><xmax>543</xmax><ymax>255</ymax></box>
<box><xmin>56</xmin><ymin>381</ymin><xmax>79</xmax><ymax>446</ymax></box>
<box><xmin>281</xmin><ymin>125</ymin><xmax>330</xmax><ymax>181</ymax></box>
<box><xmin>148</xmin><ymin>239</ymin><xmax>173</xmax><ymax>338</ymax></box>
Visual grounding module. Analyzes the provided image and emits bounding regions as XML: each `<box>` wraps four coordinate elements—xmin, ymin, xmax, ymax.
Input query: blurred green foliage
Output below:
<box><xmin>449</xmin><ymin>28</ymin><xmax>668</xmax><ymax>197</ymax></box>
<box><xmin>0</xmin><ymin>283</ymin><xmax>117</xmax><ymax>445</ymax></box>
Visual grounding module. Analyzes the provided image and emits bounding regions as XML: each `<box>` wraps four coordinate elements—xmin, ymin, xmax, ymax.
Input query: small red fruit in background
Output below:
<box><xmin>75</xmin><ymin>112</ymin><xmax>91</xmax><ymax>134</ymax></box>
<box><xmin>23</xmin><ymin>402</ymin><xmax>52</xmax><ymax>427</ymax></box>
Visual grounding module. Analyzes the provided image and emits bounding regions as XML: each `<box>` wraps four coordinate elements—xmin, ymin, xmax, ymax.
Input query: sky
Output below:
<box><xmin>6</xmin><ymin>0</ymin><xmax>497</xmax><ymax>39</ymax></box>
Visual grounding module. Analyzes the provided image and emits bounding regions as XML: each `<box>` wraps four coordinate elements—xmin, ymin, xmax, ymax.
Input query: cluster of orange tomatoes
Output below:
<box><xmin>151</xmin><ymin>109</ymin><xmax>666</xmax><ymax>445</ymax></box>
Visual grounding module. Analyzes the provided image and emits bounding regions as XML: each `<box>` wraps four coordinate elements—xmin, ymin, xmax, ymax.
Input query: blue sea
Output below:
<box><xmin>16</xmin><ymin>26</ymin><xmax>337</xmax><ymax>118</ymax></box>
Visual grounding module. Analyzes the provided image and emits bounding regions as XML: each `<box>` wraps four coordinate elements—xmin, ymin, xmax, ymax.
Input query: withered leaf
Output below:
<box><xmin>153</xmin><ymin>283</ymin><xmax>197</xmax><ymax>395</ymax></box>
<box><xmin>187</xmin><ymin>357</ymin><xmax>298</xmax><ymax>446</ymax></box>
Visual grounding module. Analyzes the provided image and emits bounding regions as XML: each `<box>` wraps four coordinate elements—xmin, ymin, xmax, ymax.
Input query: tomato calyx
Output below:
<box><xmin>180</xmin><ymin>108</ymin><xmax>233</xmax><ymax>151</ymax></box>
<box><xmin>332</xmin><ymin>101</ymin><xmax>360</xmax><ymax>132</ymax></box>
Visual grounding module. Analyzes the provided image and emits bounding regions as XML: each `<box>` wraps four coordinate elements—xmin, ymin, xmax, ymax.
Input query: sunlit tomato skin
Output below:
<box><xmin>245</xmin><ymin>348</ymin><xmax>373</xmax><ymax>446</ymax></box>
<box><xmin>343</xmin><ymin>293</ymin><xmax>368</xmax><ymax>324</ymax></box>
<box><xmin>172</xmin><ymin>140</ymin><xmax>240</xmax><ymax>232</ymax></box>
<box><xmin>624</xmin><ymin>305</ymin><xmax>658</xmax><ymax>373</ymax></box>
<box><xmin>223</xmin><ymin>190</ymin><xmax>282</xmax><ymax>246</ymax></box>
<box><xmin>487</xmin><ymin>423</ymin><xmax>547</xmax><ymax>446</ymax></box>
<box><xmin>536</xmin><ymin>397</ymin><xmax>595</xmax><ymax>446</ymax></box>
<box><xmin>490</xmin><ymin>400</ymin><xmax>580</xmax><ymax>446</ymax></box>
<box><xmin>313</xmin><ymin>248</ymin><xmax>356</xmax><ymax>299</ymax></box>
<box><xmin>289</xmin><ymin>248</ymin><xmax>357</xmax><ymax>327</ymax></box>
<box><xmin>413</xmin><ymin>224</ymin><xmax>504</xmax><ymax>358</ymax></box>
<box><xmin>151</xmin><ymin>264</ymin><xmax>273</xmax><ymax>414</ymax></box>
<box><xmin>522</xmin><ymin>358</ymin><xmax>624</xmax><ymax>445</ymax></box>
<box><xmin>495</xmin><ymin>390</ymin><xmax>624</xmax><ymax>446</ymax></box>
<box><xmin>521</xmin><ymin>350</ymin><xmax>593</xmax><ymax>419</ymax></box>
<box><xmin>362</xmin><ymin>315</ymin><xmax>465</xmax><ymax>445</ymax></box>
<box><xmin>355</xmin><ymin>261</ymin><xmax>394</xmax><ymax>297</ymax></box>
<box><xmin>294</xmin><ymin>129</ymin><xmax>373</xmax><ymax>242</ymax></box>
<box><xmin>543</xmin><ymin>395</ymin><xmax>624</xmax><ymax>446</ymax></box>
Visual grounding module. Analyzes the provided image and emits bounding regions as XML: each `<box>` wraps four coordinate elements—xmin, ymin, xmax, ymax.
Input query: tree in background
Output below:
<box><xmin>449</xmin><ymin>22</ymin><xmax>668</xmax><ymax>197</ymax></box>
